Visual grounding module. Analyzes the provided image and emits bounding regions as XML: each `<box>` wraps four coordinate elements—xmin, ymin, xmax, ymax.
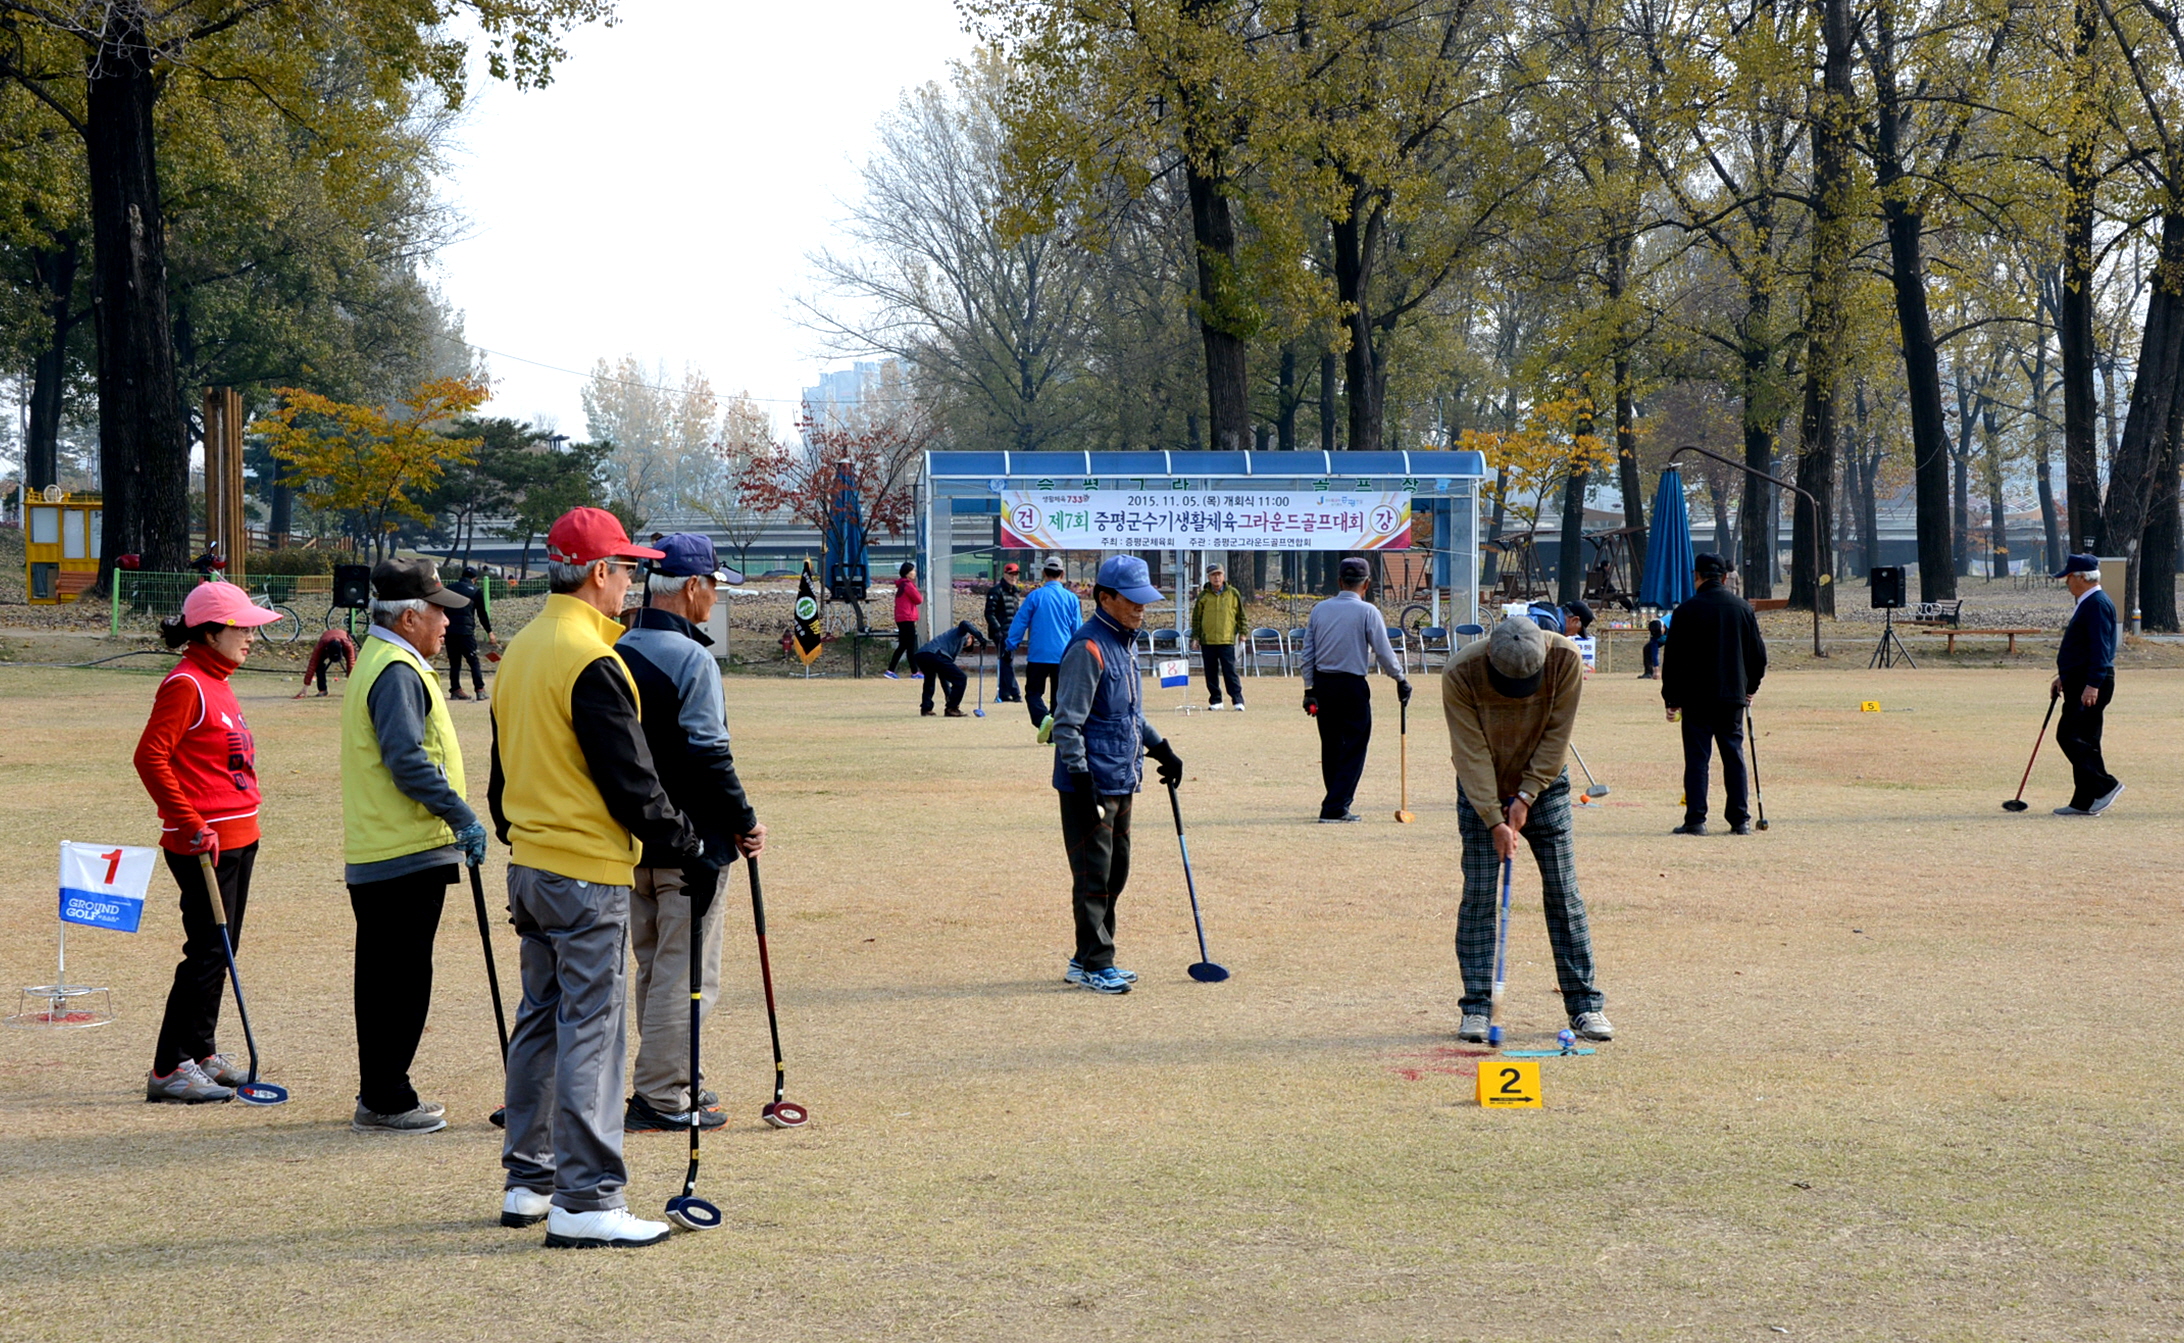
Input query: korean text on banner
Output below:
<box><xmin>58</xmin><ymin>841</ymin><xmax>158</xmax><ymax>933</ymax></box>
<box><xmin>1157</xmin><ymin>658</ymin><xmax>1190</xmax><ymax>688</ymax></box>
<box><xmin>1000</xmin><ymin>489</ymin><xmax>1412</xmax><ymax>552</ymax></box>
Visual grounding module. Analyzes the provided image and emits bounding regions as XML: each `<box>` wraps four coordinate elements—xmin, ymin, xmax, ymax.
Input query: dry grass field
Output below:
<box><xmin>0</xmin><ymin>655</ymin><xmax>2178</xmax><ymax>1342</ymax></box>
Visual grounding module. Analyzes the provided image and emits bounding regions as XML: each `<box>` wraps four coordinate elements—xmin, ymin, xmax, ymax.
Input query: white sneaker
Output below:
<box><xmin>1207</xmin><ymin>702</ymin><xmax>1226</xmax><ymax>711</ymax></box>
<box><xmin>501</xmin><ymin>1187</ymin><xmax>552</xmax><ymax>1228</ymax></box>
<box><xmin>544</xmin><ymin>1205</ymin><xmax>672</xmax><ymax>1249</ymax></box>
<box><xmin>2089</xmin><ymin>781</ymin><xmax>2126</xmax><ymax>814</ymax></box>
<box><xmin>1570</xmin><ymin>1011</ymin><xmax>1615</xmax><ymax>1042</ymax></box>
<box><xmin>1457</xmin><ymin>1014</ymin><xmax>1490</xmax><ymax>1043</ymax></box>
<box><xmin>145</xmin><ymin>1058</ymin><xmax>233</xmax><ymax>1104</ymax></box>
<box><xmin>1232</xmin><ymin>703</ymin><xmax>1245</xmax><ymax>713</ymax></box>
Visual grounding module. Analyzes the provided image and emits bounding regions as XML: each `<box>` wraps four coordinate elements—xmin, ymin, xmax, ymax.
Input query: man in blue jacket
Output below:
<box><xmin>1051</xmin><ymin>555</ymin><xmax>1184</xmax><ymax>994</ymax></box>
<box><xmin>2050</xmin><ymin>554</ymin><xmax>2122</xmax><ymax>816</ymax></box>
<box><xmin>615</xmin><ymin>534</ymin><xmax>767</xmax><ymax>1132</ymax></box>
<box><xmin>1007</xmin><ymin>555</ymin><xmax>1087</xmax><ymax>739</ymax></box>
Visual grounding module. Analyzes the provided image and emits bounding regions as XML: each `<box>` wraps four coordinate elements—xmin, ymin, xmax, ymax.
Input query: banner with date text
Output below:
<box><xmin>998</xmin><ymin>489</ymin><xmax>1411</xmax><ymax>551</ymax></box>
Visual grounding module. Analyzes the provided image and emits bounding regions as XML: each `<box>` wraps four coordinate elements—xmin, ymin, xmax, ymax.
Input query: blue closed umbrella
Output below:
<box><xmin>1640</xmin><ymin>465</ymin><xmax>1695</xmax><ymax>611</ymax></box>
<box><xmin>824</xmin><ymin>462</ymin><xmax>867</xmax><ymax>593</ymax></box>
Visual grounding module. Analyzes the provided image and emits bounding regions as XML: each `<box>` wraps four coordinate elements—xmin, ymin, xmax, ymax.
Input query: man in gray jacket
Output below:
<box><xmin>615</xmin><ymin>535</ymin><xmax>768</xmax><ymax>1132</ymax></box>
<box><xmin>1299</xmin><ymin>557</ymin><xmax>1411</xmax><ymax>822</ymax></box>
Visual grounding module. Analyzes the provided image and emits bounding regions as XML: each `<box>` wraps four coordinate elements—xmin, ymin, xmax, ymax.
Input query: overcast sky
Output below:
<box><xmin>434</xmin><ymin>0</ymin><xmax>974</xmax><ymax>440</ymax></box>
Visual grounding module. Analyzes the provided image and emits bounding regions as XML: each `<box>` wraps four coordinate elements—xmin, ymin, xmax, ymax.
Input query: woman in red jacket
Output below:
<box><xmin>885</xmin><ymin>560</ymin><xmax>923</xmax><ymax>677</ymax></box>
<box><xmin>134</xmin><ymin>581</ymin><xmax>285</xmax><ymax>1104</ymax></box>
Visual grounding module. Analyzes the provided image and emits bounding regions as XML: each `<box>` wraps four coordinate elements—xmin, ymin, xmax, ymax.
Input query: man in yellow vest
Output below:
<box><xmin>488</xmin><ymin>507</ymin><xmax>703</xmax><ymax>1250</ymax></box>
<box><xmin>341</xmin><ymin>557</ymin><xmax>485</xmax><ymax>1136</ymax></box>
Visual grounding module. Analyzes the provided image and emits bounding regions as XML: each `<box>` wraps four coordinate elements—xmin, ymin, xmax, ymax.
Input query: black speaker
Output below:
<box><xmin>1870</xmin><ymin>565</ymin><xmax>1905</xmax><ymax>610</ymax></box>
<box><xmin>333</xmin><ymin>564</ymin><xmax>372</xmax><ymax>609</ymax></box>
<box><xmin>829</xmin><ymin>563</ymin><xmax>868</xmax><ymax>603</ymax></box>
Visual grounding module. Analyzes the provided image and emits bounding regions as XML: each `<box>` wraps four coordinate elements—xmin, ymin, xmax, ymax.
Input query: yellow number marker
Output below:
<box><xmin>1477</xmin><ymin>1059</ymin><xmax>1542</xmax><ymax>1108</ymax></box>
<box><xmin>1860</xmin><ymin>701</ymin><xmax>1881</xmax><ymax>713</ymax></box>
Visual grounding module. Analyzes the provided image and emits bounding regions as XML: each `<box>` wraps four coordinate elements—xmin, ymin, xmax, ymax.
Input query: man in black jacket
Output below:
<box><xmin>985</xmin><ymin>564</ymin><xmax>1023</xmax><ymax>703</ymax></box>
<box><xmin>444</xmin><ymin>567</ymin><xmax>494</xmax><ymax>699</ymax></box>
<box><xmin>1662</xmin><ymin>553</ymin><xmax>1768</xmax><ymax>835</ymax></box>
<box><xmin>2050</xmin><ymin>554</ymin><xmax>2122</xmax><ymax>816</ymax></box>
<box><xmin>913</xmin><ymin>620</ymin><xmax>989</xmax><ymax>717</ymax></box>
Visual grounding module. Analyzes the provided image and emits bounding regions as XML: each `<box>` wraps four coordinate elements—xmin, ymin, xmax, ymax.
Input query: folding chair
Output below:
<box><xmin>1418</xmin><ymin>626</ymin><xmax>1451</xmax><ymax>672</ymax></box>
<box><xmin>1384</xmin><ymin>626</ymin><xmax>1412</xmax><ymax>677</ymax></box>
<box><xmin>1287</xmin><ymin>627</ymin><xmax>1309</xmax><ymax>677</ymax></box>
<box><xmin>1247</xmin><ymin>627</ymin><xmax>1286</xmax><ymax>676</ymax></box>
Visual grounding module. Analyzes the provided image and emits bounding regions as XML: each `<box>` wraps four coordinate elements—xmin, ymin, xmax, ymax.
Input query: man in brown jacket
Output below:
<box><xmin>1442</xmin><ymin>615</ymin><xmax>1613</xmax><ymax>1044</ymax></box>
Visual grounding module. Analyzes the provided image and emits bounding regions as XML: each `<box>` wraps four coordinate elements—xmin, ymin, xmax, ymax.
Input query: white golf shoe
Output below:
<box><xmin>544</xmin><ymin>1206</ymin><xmax>672</xmax><ymax>1249</ymax></box>
<box><xmin>1457</xmin><ymin>1014</ymin><xmax>1490</xmax><ymax>1043</ymax></box>
<box><xmin>501</xmin><ymin>1188</ymin><xmax>552</xmax><ymax>1228</ymax></box>
<box><xmin>1570</xmin><ymin>1011</ymin><xmax>1615</xmax><ymax>1042</ymax></box>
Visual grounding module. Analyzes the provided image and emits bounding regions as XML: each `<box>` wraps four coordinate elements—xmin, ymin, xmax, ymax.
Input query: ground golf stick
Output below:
<box><xmin>2003</xmin><ymin>690</ymin><xmax>2061</xmax><ymax>812</ymax></box>
<box><xmin>1487</xmin><ymin>853</ymin><xmax>1514</xmax><ymax>1047</ymax></box>
<box><xmin>1166</xmin><ymin>780</ymin><xmax>1231</xmax><ymax>982</ymax></box>
<box><xmin>974</xmin><ymin>649</ymin><xmax>985</xmax><ymax>717</ymax></box>
<box><xmin>471</xmin><ymin>863</ymin><xmax>513</xmax><ymax>1129</ymax></box>
<box><xmin>748</xmin><ymin>857</ymin><xmax>809</xmax><ymax>1129</ymax></box>
<box><xmin>665</xmin><ymin>878</ymin><xmax>723</xmax><ymax>1232</ymax></box>
<box><xmin>196</xmin><ymin>853</ymin><xmax>287</xmax><ymax>1105</ymax></box>
<box><xmin>1744</xmin><ymin>706</ymin><xmax>1769</xmax><ymax>830</ymax></box>
<box><xmin>1569</xmin><ymin>745</ymin><xmax>1610</xmax><ymax>798</ymax></box>
<box><xmin>1394</xmin><ymin>699</ymin><xmax>1415</xmax><ymax>823</ymax></box>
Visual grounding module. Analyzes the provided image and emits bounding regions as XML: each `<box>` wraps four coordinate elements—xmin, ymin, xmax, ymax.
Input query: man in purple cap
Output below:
<box><xmin>2050</xmin><ymin>554</ymin><xmax>2121</xmax><ymax>815</ymax></box>
<box><xmin>1049</xmin><ymin>554</ymin><xmax>1185</xmax><ymax>994</ymax></box>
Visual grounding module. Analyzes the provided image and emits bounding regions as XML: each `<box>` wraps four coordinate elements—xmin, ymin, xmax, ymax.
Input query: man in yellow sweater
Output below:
<box><xmin>487</xmin><ymin>508</ymin><xmax>703</xmax><ymax>1250</ymax></box>
<box><xmin>1441</xmin><ymin>614</ymin><xmax>1613</xmax><ymax>1046</ymax></box>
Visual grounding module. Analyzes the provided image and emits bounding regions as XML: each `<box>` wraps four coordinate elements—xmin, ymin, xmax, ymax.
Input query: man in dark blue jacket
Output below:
<box><xmin>913</xmin><ymin>620</ymin><xmax>990</xmax><ymax>717</ymax></box>
<box><xmin>616</xmin><ymin>534</ymin><xmax>766</xmax><ymax>1132</ymax></box>
<box><xmin>1051</xmin><ymin>555</ymin><xmax>1184</xmax><ymax>994</ymax></box>
<box><xmin>2050</xmin><ymin>554</ymin><xmax>2122</xmax><ymax>816</ymax></box>
<box><xmin>1662</xmin><ymin>553</ymin><xmax>1767</xmax><ymax>835</ymax></box>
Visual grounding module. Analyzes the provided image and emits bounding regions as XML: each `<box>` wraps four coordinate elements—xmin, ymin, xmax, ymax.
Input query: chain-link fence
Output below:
<box><xmin>106</xmin><ymin>572</ymin><xmax>349</xmax><ymax>646</ymax></box>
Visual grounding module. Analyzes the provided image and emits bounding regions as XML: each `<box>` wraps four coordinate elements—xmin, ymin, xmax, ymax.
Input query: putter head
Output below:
<box><xmin>1757</xmin><ymin>819</ymin><xmax>1770</xmax><ymax>830</ymax></box>
<box><xmin>1394</xmin><ymin>809</ymin><xmax>1415</xmax><ymax>823</ymax></box>
<box><xmin>762</xmin><ymin>1100</ymin><xmax>810</xmax><ymax>1129</ymax></box>
<box><xmin>664</xmin><ymin>1195</ymin><xmax>723</xmax><ymax>1231</ymax></box>
<box><xmin>1586</xmin><ymin>785</ymin><xmax>1610</xmax><ymax>798</ymax></box>
<box><xmin>1188</xmin><ymin>961</ymin><xmax>1230</xmax><ymax>983</ymax></box>
<box><xmin>974</xmin><ymin>707</ymin><xmax>985</xmax><ymax>717</ymax></box>
<box><xmin>2001</xmin><ymin>800</ymin><xmax>2029</xmax><ymax>812</ymax></box>
<box><xmin>235</xmin><ymin>1080</ymin><xmax>289</xmax><ymax>1106</ymax></box>
<box><xmin>1486</xmin><ymin>1025</ymin><xmax>1503</xmax><ymax>1046</ymax></box>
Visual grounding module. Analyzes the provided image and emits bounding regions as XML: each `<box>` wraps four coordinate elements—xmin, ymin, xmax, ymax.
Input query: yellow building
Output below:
<box><xmin>24</xmin><ymin>488</ymin><xmax>101</xmax><ymax>604</ymax></box>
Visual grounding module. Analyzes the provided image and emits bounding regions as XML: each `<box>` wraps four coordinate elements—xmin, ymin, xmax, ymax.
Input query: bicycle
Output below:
<box><xmin>248</xmin><ymin>590</ymin><xmax>304</xmax><ymax>645</ymax></box>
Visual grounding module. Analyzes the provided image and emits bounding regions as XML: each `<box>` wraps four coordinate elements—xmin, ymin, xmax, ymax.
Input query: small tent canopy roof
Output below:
<box><xmin>926</xmin><ymin>449</ymin><xmax>1487</xmax><ymax>483</ymax></box>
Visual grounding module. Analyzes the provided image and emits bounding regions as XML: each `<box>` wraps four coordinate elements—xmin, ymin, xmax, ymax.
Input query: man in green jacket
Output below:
<box><xmin>341</xmin><ymin>557</ymin><xmax>486</xmax><ymax>1136</ymax></box>
<box><xmin>1189</xmin><ymin>564</ymin><xmax>1248</xmax><ymax>711</ymax></box>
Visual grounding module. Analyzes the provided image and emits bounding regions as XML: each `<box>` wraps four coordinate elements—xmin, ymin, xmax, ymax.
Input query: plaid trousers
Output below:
<box><xmin>1454</xmin><ymin>773</ymin><xmax>1604</xmax><ymax>1016</ymax></box>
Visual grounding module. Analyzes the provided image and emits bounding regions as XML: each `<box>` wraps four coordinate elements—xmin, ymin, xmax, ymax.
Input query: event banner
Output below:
<box><xmin>999</xmin><ymin>489</ymin><xmax>1412</xmax><ymax>552</ymax></box>
<box><xmin>58</xmin><ymin>840</ymin><xmax>157</xmax><ymax>933</ymax></box>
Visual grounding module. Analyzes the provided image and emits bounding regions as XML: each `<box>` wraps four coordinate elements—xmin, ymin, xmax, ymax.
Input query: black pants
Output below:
<box><xmin>1314</xmin><ymin>671</ymin><xmax>1372</xmax><ymax>818</ymax></box>
<box><xmin>1025</xmin><ymin>661</ymin><xmax>1059</xmax><ymax>725</ymax></box>
<box><xmin>446</xmin><ymin>634</ymin><xmax>484</xmax><ymax>692</ymax></box>
<box><xmin>1201</xmin><ymin>643</ymin><xmax>1243</xmax><ymax>705</ymax></box>
<box><xmin>993</xmin><ymin>639</ymin><xmax>1020</xmax><ymax>701</ymax></box>
<box><xmin>1058</xmin><ymin>786</ymin><xmax>1133</xmax><ymax>970</ymax></box>
<box><xmin>889</xmin><ymin>621</ymin><xmax>918</xmax><ymax>672</ymax></box>
<box><xmin>2057</xmin><ymin>680</ymin><xmax>2116</xmax><ymax>809</ymax></box>
<box><xmin>914</xmin><ymin>651</ymin><xmax>967</xmax><ymax>710</ymax></box>
<box><xmin>153</xmin><ymin>842</ymin><xmax>258</xmax><ymax>1073</ymax></box>
<box><xmin>1680</xmin><ymin>703</ymin><xmax>1750</xmax><ymax>826</ymax></box>
<box><xmin>349</xmin><ymin>864</ymin><xmax>455</xmax><ymax>1114</ymax></box>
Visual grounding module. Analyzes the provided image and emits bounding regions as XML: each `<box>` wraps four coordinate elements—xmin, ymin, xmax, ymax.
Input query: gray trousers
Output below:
<box><xmin>502</xmin><ymin>864</ymin><xmax>631</xmax><ymax>1212</ymax></box>
<box><xmin>630</xmin><ymin>865</ymin><xmax>726</xmax><ymax>1111</ymax></box>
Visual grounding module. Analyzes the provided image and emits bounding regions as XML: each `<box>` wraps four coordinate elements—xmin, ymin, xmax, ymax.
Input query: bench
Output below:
<box><xmin>1937</xmin><ymin>627</ymin><xmax>2044</xmax><ymax>654</ymax></box>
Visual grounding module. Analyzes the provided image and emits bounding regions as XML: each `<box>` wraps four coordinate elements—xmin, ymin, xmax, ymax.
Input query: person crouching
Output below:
<box><xmin>913</xmin><ymin>619</ymin><xmax>989</xmax><ymax>717</ymax></box>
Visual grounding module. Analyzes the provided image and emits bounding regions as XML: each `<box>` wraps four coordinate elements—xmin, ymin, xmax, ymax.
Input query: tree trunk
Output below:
<box><xmin>1184</xmin><ymin>161</ymin><xmax>1250</xmax><ymax>454</ymax></box>
<box><xmin>1739</xmin><ymin>398</ymin><xmax>1775</xmax><ymax>598</ymax></box>
<box><xmin>2098</xmin><ymin>205</ymin><xmax>2184</xmax><ymax>617</ymax></box>
<box><xmin>25</xmin><ymin>239</ymin><xmax>81</xmax><ymax>492</ymax></box>
<box><xmin>1277</xmin><ymin>343</ymin><xmax>1298</xmax><ymax>451</ymax></box>
<box><xmin>1482</xmin><ymin>463</ymin><xmax>1507</xmax><ymax>587</ymax></box>
<box><xmin>1793</xmin><ymin>0</ymin><xmax>1852</xmax><ymax>614</ymax></box>
<box><xmin>2031</xmin><ymin>334</ymin><xmax>2062</xmax><ymax>571</ymax></box>
<box><xmin>1558</xmin><ymin>460</ymin><xmax>1590</xmax><ymax>605</ymax></box>
<box><xmin>85</xmin><ymin>11</ymin><xmax>190</xmax><ymax>575</ymax></box>
<box><xmin>1983</xmin><ymin>403</ymin><xmax>2008</xmax><ymax>578</ymax></box>
<box><xmin>1330</xmin><ymin>189</ymin><xmax>1386</xmax><ymax>456</ymax></box>
<box><xmin>2143</xmin><ymin>390</ymin><xmax>2183</xmax><ymax>630</ymax></box>
<box><xmin>2060</xmin><ymin>0</ymin><xmax>2102</xmax><ymax>554</ymax></box>
<box><xmin>1320</xmin><ymin>350</ymin><xmax>1339</xmax><ymax>451</ymax></box>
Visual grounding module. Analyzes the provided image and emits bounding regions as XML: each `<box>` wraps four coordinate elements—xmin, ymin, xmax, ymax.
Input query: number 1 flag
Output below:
<box><xmin>59</xmin><ymin>841</ymin><xmax>157</xmax><ymax>933</ymax></box>
<box><xmin>790</xmin><ymin>559</ymin><xmax>825</xmax><ymax>666</ymax></box>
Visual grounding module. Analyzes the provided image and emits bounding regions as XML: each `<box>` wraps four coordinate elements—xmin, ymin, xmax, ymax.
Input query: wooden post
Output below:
<box><xmin>201</xmin><ymin>387</ymin><xmax>246</xmax><ymax>581</ymax></box>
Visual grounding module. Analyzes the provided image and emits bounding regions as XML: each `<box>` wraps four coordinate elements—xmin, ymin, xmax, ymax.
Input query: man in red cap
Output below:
<box><xmin>488</xmin><ymin>507</ymin><xmax>705</xmax><ymax>1249</ymax></box>
<box><xmin>984</xmin><ymin>562</ymin><xmax>1024</xmax><ymax>703</ymax></box>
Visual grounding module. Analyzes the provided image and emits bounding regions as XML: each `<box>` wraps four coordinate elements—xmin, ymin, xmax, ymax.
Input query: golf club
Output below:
<box><xmin>470</xmin><ymin>862</ymin><xmax>513</xmax><ymax>1129</ymax></box>
<box><xmin>196</xmin><ymin>852</ymin><xmax>287</xmax><ymax>1105</ymax></box>
<box><xmin>2003</xmin><ymin>688</ymin><xmax>2062</xmax><ymax>812</ymax></box>
<box><xmin>1569</xmin><ymin>745</ymin><xmax>1610</xmax><ymax>798</ymax></box>
<box><xmin>974</xmin><ymin>644</ymin><xmax>986</xmax><ymax>717</ymax></box>
<box><xmin>665</xmin><ymin>872</ymin><xmax>724</xmax><ymax>1232</ymax></box>
<box><xmin>748</xmin><ymin>856</ymin><xmax>809</xmax><ymax>1129</ymax></box>
<box><xmin>1487</xmin><ymin>852</ymin><xmax>1513</xmax><ymax>1047</ymax></box>
<box><xmin>1166</xmin><ymin>779</ymin><xmax>1230</xmax><ymax>982</ymax></box>
<box><xmin>1745</xmin><ymin>705</ymin><xmax>1769</xmax><ymax>830</ymax></box>
<box><xmin>1394</xmin><ymin>698</ymin><xmax>1415</xmax><ymax>823</ymax></box>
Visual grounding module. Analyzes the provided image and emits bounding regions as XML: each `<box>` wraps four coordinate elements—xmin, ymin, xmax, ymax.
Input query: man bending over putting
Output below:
<box><xmin>1442</xmin><ymin>615</ymin><xmax>1612</xmax><ymax>1044</ymax></box>
<box><xmin>1050</xmin><ymin>555</ymin><xmax>1184</xmax><ymax>994</ymax></box>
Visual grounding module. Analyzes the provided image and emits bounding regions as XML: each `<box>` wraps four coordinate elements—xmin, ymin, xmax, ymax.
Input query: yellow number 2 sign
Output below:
<box><xmin>1477</xmin><ymin>1059</ymin><xmax>1542</xmax><ymax>1108</ymax></box>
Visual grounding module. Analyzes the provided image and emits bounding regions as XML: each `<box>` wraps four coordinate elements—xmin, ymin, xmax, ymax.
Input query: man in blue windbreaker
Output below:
<box><xmin>1006</xmin><ymin>554</ymin><xmax>1088</xmax><ymax>739</ymax></box>
<box><xmin>1049</xmin><ymin>555</ymin><xmax>1185</xmax><ymax>995</ymax></box>
<box><xmin>2050</xmin><ymin>554</ymin><xmax>2122</xmax><ymax>816</ymax></box>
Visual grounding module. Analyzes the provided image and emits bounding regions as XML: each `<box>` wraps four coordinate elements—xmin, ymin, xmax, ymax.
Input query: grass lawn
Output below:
<box><xmin>0</xmin><ymin>656</ymin><xmax>2177</xmax><ymax>1341</ymax></box>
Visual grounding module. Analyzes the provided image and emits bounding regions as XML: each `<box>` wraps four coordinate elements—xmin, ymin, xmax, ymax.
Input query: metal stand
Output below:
<box><xmin>1869</xmin><ymin>608</ymin><xmax>1916</xmax><ymax>668</ymax></box>
<box><xmin>8</xmin><ymin>917</ymin><xmax>112</xmax><ymax>1030</ymax></box>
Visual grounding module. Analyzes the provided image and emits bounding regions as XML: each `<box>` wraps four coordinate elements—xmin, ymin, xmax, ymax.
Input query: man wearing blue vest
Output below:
<box><xmin>1007</xmin><ymin>555</ymin><xmax>1086</xmax><ymax>739</ymax></box>
<box><xmin>2051</xmin><ymin>554</ymin><xmax>2123</xmax><ymax>816</ymax></box>
<box><xmin>341</xmin><ymin>557</ymin><xmax>488</xmax><ymax>1136</ymax></box>
<box><xmin>1050</xmin><ymin>555</ymin><xmax>1185</xmax><ymax>994</ymax></box>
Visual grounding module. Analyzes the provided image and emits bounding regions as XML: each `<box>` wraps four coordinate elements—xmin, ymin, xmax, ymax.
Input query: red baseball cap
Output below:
<box><xmin>545</xmin><ymin>507</ymin><xmax>664</xmax><ymax>566</ymax></box>
<box><xmin>1002</xmin><ymin>562</ymin><xmax>1019</xmax><ymax>574</ymax></box>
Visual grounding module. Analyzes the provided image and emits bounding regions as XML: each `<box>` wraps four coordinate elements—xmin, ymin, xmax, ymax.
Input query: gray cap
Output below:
<box><xmin>1043</xmin><ymin>555</ymin><xmax>1066</xmax><ymax>575</ymax></box>
<box><xmin>1486</xmin><ymin>615</ymin><xmax>1545</xmax><ymax>697</ymax></box>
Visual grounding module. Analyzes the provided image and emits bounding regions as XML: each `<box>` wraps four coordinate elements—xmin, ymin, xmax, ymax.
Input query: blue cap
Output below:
<box><xmin>1527</xmin><ymin>601</ymin><xmax>1565</xmax><ymax>634</ymax></box>
<box><xmin>651</xmin><ymin>533</ymin><xmax>731</xmax><ymax>582</ymax></box>
<box><xmin>1095</xmin><ymin>554</ymin><xmax>1165</xmax><ymax>604</ymax></box>
<box><xmin>2053</xmin><ymin>553</ymin><xmax>2100</xmax><ymax>579</ymax></box>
